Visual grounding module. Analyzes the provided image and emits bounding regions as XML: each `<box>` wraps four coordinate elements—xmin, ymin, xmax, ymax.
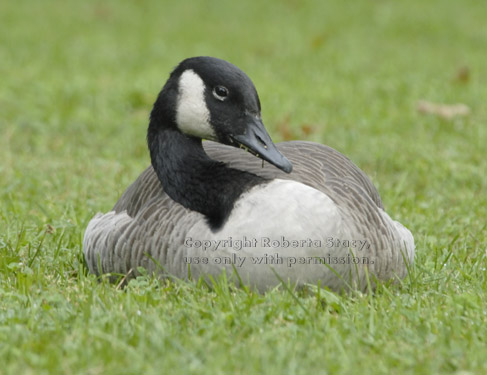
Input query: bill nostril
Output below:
<box><xmin>256</xmin><ymin>135</ymin><xmax>268</xmax><ymax>149</ymax></box>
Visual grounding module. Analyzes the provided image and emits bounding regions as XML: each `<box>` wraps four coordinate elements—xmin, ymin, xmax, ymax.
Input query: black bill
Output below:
<box><xmin>230</xmin><ymin>116</ymin><xmax>293</xmax><ymax>173</ymax></box>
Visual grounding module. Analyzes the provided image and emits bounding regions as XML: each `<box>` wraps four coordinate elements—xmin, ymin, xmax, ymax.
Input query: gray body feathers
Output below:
<box><xmin>84</xmin><ymin>141</ymin><xmax>414</xmax><ymax>292</ymax></box>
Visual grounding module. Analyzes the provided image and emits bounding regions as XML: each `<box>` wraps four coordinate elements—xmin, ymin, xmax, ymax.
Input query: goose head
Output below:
<box><xmin>149</xmin><ymin>56</ymin><xmax>293</xmax><ymax>173</ymax></box>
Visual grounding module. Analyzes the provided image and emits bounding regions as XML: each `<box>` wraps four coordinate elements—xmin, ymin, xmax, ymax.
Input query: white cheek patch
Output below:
<box><xmin>176</xmin><ymin>69</ymin><xmax>216</xmax><ymax>140</ymax></box>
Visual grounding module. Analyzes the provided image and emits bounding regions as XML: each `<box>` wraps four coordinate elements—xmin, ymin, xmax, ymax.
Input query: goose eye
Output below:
<box><xmin>213</xmin><ymin>86</ymin><xmax>229</xmax><ymax>101</ymax></box>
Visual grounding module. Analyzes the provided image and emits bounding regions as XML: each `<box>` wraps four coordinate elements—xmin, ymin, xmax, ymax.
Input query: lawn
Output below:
<box><xmin>1</xmin><ymin>0</ymin><xmax>486</xmax><ymax>374</ymax></box>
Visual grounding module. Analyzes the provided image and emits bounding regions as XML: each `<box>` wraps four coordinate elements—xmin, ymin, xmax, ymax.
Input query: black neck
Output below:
<box><xmin>148</xmin><ymin>123</ymin><xmax>265</xmax><ymax>230</ymax></box>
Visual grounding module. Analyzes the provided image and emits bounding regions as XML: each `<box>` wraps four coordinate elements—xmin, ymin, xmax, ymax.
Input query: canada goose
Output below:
<box><xmin>83</xmin><ymin>56</ymin><xmax>414</xmax><ymax>292</ymax></box>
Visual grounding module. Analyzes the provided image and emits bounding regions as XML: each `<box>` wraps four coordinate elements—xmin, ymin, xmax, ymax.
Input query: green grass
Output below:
<box><xmin>1</xmin><ymin>0</ymin><xmax>486</xmax><ymax>374</ymax></box>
